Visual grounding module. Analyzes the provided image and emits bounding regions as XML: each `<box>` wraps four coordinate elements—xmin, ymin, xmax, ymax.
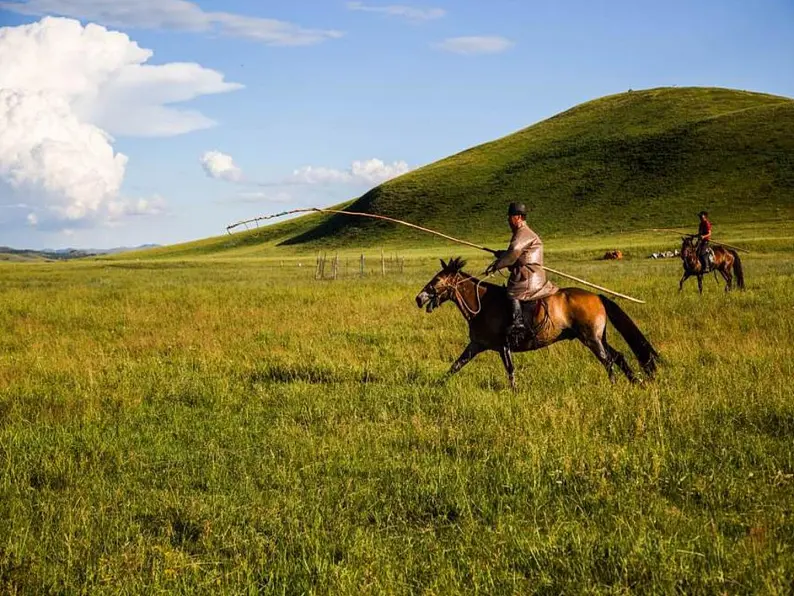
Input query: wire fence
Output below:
<box><xmin>313</xmin><ymin>249</ymin><xmax>406</xmax><ymax>280</ymax></box>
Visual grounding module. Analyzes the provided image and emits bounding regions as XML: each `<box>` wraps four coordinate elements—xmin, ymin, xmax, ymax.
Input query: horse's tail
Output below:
<box><xmin>599</xmin><ymin>295</ymin><xmax>659</xmax><ymax>378</ymax></box>
<box><xmin>730</xmin><ymin>250</ymin><xmax>745</xmax><ymax>289</ymax></box>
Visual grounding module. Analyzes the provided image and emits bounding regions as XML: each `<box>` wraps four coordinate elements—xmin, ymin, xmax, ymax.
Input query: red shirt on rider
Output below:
<box><xmin>698</xmin><ymin>215</ymin><xmax>712</xmax><ymax>241</ymax></box>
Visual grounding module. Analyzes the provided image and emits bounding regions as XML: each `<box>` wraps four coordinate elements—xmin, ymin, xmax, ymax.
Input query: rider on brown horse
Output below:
<box><xmin>697</xmin><ymin>211</ymin><xmax>714</xmax><ymax>271</ymax></box>
<box><xmin>485</xmin><ymin>202</ymin><xmax>558</xmax><ymax>342</ymax></box>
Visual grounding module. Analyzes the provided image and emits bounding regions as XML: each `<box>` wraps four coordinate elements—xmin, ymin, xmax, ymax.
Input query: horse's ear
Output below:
<box><xmin>440</xmin><ymin>259</ymin><xmax>447</xmax><ymax>270</ymax></box>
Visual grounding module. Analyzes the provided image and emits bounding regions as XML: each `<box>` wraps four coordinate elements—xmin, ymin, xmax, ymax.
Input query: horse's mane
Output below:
<box><xmin>442</xmin><ymin>256</ymin><xmax>505</xmax><ymax>291</ymax></box>
<box><xmin>443</xmin><ymin>256</ymin><xmax>467</xmax><ymax>273</ymax></box>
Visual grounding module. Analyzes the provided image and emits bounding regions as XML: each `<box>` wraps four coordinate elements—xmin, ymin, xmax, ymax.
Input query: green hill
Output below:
<box><xmin>127</xmin><ymin>86</ymin><xmax>794</xmax><ymax>259</ymax></box>
<box><xmin>282</xmin><ymin>87</ymin><xmax>793</xmax><ymax>247</ymax></box>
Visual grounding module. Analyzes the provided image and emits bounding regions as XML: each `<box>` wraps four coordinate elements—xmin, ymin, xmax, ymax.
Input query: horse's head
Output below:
<box><xmin>415</xmin><ymin>257</ymin><xmax>467</xmax><ymax>313</ymax></box>
<box><xmin>680</xmin><ymin>236</ymin><xmax>698</xmax><ymax>265</ymax></box>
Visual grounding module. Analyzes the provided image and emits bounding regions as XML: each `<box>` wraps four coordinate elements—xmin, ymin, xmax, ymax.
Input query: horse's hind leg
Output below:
<box><xmin>719</xmin><ymin>268</ymin><xmax>732</xmax><ymax>292</ymax></box>
<box><xmin>603</xmin><ymin>334</ymin><xmax>638</xmax><ymax>384</ymax></box>
<box><xmin>499</xmin><ymin>345</ymin><xmax>516</xmax><ymax>390</ymax></box>
<box><xmin>580</xmin><ymin>332</ymin><xmax>617</xmax><ymax>383</ymax></box>
<box><xmin>448</xmin><ymin>342</ymin><xmax>485</xmax><ymax>377</ymax></box>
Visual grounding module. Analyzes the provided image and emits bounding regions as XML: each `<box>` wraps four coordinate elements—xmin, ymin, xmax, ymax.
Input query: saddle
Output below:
<box><xmin>700</xmin><ymin>246</ymin><xmax>715</xmax><ymax>272</ymax></box>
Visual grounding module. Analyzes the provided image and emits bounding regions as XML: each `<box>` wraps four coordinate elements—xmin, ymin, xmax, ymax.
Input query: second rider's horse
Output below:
<box><xmin>415</xmin><ymin>258</ymin><xmax>659</xmax><ymax>389</ymax></box>
<box><xmin>679</xmin><ymin>236</ymin><xmax>745</xmax><ymax>293</ymax></box>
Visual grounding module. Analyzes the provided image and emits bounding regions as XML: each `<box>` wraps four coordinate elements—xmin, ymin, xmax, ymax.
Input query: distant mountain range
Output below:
<box><xmin>0</xmin><ymin>244</ymin><xmax>160</xmax><ymax>261</ymax></box>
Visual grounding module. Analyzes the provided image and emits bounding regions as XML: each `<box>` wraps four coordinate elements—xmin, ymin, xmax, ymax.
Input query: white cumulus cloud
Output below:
<box><xmin>0</xmin><ymin>17</ymin><xmax>242</xmax><ymax>229</ymax></box>
<box><xmin>290</xmin><ymin>158</ymin><xmax>412</xmax><ymax>185</ymax></box>
<box><xmin>0</xmin><ymin>89</ymin><xmax>128</xmax><ymax>221</ymax></box>
<box><xmin>346</xmin><ymin>1</ymin><xmax>445</xmax><ymax>22</ymax></box>
<box><xmin>435</xmin><ymin>36</ymin><xmax>514</xmax><ymax>55</ymax></box>
<box><xmin>200</xmin><ymin>150</ymin><xmax>243</xmax><ymax>182</ymax></box>
<box><xmin>351</xmin><ymin>158</ymin><xmax>412</xmax><ymax>183</ymax></box>
<box><xmin>0</xmin><ymin>16</ymin><xmax>243</xmax><ymax>138</ymax></box>
<box><xmin>1</xmin><ymin>0</ymin><xmax>344</xmax><ymax>46</ymax></box>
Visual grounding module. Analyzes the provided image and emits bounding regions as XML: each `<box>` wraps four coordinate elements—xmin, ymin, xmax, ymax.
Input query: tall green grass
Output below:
<box><xmin>1</xmin><ymin>236</ymin><xmax>793</xmax><ymax>593</ymax></box>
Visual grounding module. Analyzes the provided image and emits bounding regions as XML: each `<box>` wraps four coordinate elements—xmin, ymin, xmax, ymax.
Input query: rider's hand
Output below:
<box><xmin>493</xmin><ymin>250</ymin><xmax>506</xmax><ymax>259</ymax></box>
<box><xmin>484</xmin><ymin>260</ymin><xmax>498</xmax><ymax>275</ymax></box>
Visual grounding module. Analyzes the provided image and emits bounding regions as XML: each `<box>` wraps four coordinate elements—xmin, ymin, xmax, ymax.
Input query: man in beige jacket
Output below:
<box><xmin>485</xmin><ymin>202</ymin><xmax>558</xmax><ymax>338</ymax></box>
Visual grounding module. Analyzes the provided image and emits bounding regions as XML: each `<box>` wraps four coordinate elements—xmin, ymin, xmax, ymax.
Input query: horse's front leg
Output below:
<box><xmin>697</xmin><ymin>274</ymin><xmax>703</xmax><ymax>294</ymax></box>
<box><xmin>679</xmin><ymin>272</ymin><xmax>690</xmax><ymax>292</ymax></box>
<box><xmin>448</xmin><ymin>342</ymin><xmax>485</xmax><ymax>377</ymax></box>
<box><xmin>499</xmin><ymin>345</ymin><xmax>516</xmax><ymax>390</ymax></box>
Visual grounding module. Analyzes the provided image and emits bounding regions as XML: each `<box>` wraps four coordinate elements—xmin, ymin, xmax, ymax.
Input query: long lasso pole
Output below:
<box><xmin>227</xmin><ymin>208</ymin><xmax>646</xmax><ymax>304</ymax></box>
<box><xmin>227</xmin><ymin>207</ymin><xmax>494</xmax><ymax>253</ymax></box>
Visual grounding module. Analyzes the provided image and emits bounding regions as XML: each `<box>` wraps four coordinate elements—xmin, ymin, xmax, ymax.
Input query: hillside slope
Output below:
<box><xmin>280</xmin><ymin>87</ymin><xmax>793</xmax><ymax>247</ymax></box>
<box><xmin>119</xmin><ymin>86</ymin><xmax>794</xmax><ymax>260</ymax></box>
<box><xmin>124</xmin><ymin>205</ymin><xmax>350</xmax><ymax>260</ymax></box>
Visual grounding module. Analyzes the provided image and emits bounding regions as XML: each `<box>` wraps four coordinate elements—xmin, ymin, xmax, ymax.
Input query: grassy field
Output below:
<box><xmin>1</xmin><ymin>226</ymin><xmax>793</xmax><ymax>593</ymax></box>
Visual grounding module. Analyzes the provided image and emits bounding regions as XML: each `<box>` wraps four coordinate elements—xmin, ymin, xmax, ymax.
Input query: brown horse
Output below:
<box><xmin>679</xmin><ymin>236</ymin><xmax>745</xmax><ymax>293</ymax></box>
<box><xmin>415</xmin><ymin>258</ymin><xmax>659</xmax><ymax>389</ymax></box>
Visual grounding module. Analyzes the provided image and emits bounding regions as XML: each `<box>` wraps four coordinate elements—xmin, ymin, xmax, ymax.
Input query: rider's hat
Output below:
<box><xmin>507</xmin><ymin>202</ymin><xmax>527</xmax><ymax>217</ymax></box>
<box><xmin>698</xmin><ymin>210</ymin><xmax>708</xmax><ymax>217</ymax></box>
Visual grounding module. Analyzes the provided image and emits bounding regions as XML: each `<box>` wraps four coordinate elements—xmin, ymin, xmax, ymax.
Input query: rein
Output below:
<box><xmin>442</xmin><ymin>273</ymin><xmax>488</xmax><ymax>319</ymax></box>
<box><xmin>681</xmin><ymin>239</ymin><xmax>703</xmax><ymax>272</ymax></box>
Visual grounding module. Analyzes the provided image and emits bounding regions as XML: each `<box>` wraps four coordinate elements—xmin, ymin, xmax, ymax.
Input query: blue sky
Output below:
<box><xmin>0</xmin><ymin>0</ymin><xmax>792</xmax><ymax>249</ymax></box>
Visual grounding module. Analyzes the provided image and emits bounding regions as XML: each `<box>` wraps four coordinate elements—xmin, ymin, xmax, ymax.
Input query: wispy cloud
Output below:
<box><xmin>346</xmin><ymin>1</ymin><xmax>445</xmax><ymax>22</ymax></box>
<box><xmin>0</xmin><ymin>0</ymin><xmax>344</xmax><ymax>45</ymax></box>
<box><xmin>290</xmin><ymin>159</ymin><xmax>412</xmax><ymax>185</ymax></box>
<box><xmin>107</xmin><ymin>195</ymin><xmax>166</xmax><ymax>218</ymax></box>
<box><xmin>223</xmin><ymin>191</ymin><xmax>292</xmax><ymax>204</ymax></box>
<box><xmin>435</xmin><ymin>36</ymin><xmax>514</xmax><ymax>55</ymax></box>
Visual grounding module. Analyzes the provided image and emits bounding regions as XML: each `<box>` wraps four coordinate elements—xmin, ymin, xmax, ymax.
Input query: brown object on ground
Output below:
<box><xmin>603</xmin><ymin>250</ymin><xmax>623</xmax><ymax>260</ymax></box>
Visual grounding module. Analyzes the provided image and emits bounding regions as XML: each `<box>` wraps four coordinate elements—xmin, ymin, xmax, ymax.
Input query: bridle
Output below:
<box><xmin>681</xmin><ymin>237</ymin><xmax>700</xmax><ymax>269</ymax></box>
<box><xmin>434</xmin><ymin>272</ymin><xmax>488</xmax><ymax>319</ymax></box>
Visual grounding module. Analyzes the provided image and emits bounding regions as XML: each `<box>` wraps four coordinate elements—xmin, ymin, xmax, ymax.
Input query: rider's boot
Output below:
<box><xmin>701</xmin><ymin>252</ymin><xmax>714</xmax><ymax>272</ymax></box>
<box><xmin>507</xmin><ymin>298</ymin><xmax>526</xmax><ymax>341</ymax></box>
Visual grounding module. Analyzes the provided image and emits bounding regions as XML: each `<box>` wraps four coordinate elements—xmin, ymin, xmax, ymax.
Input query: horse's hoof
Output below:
<box><xmin>436</xmin><ymin>374</ymin><xmax>451</xmax><ymax>386</ymax></box>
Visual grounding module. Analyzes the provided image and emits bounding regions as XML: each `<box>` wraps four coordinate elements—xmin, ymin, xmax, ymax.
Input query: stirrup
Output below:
<box><xmin>506</xmin><ymin>323</ymin><xmax>528</xmax><ymax>348</ymax></box>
